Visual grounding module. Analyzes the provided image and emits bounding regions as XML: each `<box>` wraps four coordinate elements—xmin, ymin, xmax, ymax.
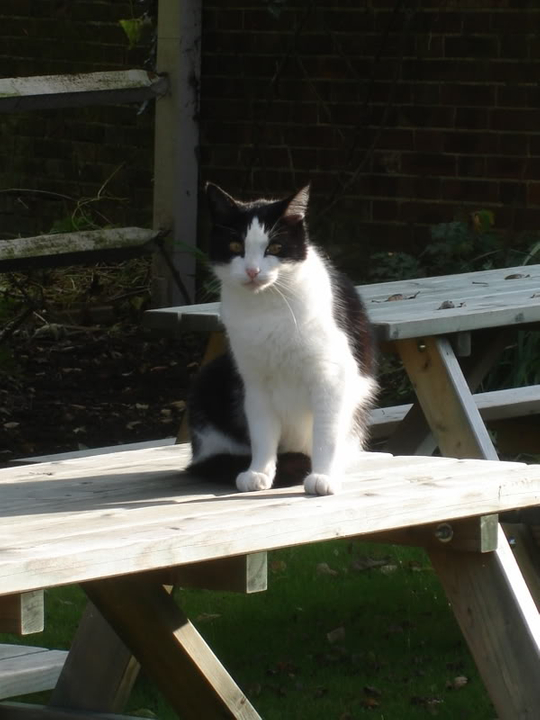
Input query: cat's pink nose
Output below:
<box><xmin>246</xmin><ymin>267</ymin><xmax>260</xmax><ymax>280</ymax></box>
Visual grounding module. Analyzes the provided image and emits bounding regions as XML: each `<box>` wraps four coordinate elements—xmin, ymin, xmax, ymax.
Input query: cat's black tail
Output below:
<box><xmin>187</xmin><ymin>452</ymin><xmax>311</xmax><ymax>488</ymax></box>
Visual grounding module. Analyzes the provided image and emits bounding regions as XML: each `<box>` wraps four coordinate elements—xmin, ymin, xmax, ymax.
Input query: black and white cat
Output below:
<box><xmin>187</xmin><ymin>183</ymin><xmax>377</xmax><ymax>496</ymax></box>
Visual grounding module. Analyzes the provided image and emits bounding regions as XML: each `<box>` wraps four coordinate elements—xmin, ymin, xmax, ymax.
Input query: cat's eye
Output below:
<box><xmin>229</xmin><ymin>241</ymin><xmax>243</xmax><ymax>254</ymax></box>
<box><xmin>266</xmin><ymin>243</ymin><xmax>282</xmax><ymax>256</ymax></box>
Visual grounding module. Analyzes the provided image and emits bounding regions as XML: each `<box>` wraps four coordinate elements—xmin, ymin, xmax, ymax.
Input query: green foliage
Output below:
<box><xmin>119</xmin><ymin>18</ymin><xmax>148</xmax><ymax>49</ymax></box>
<box><xmin>371</xmin><ymin>211</ymin><xmax>540</xmax><ymax>283</ymax></box>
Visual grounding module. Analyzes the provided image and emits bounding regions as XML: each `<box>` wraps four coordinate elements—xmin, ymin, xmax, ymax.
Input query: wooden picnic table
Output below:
<box><xmin>3</xmin><ymin>264</ymin><xmax>540</xmax><ymax>719</ymax></box>
<box><xmin>2</xmin><ymin>445</ymin><xmax>540</xmax><ymax>720</ymax></box>
<box><xmin>144</xmin><ymin>262</ymin><xmax>540</xmax><ymax>461</ymax></box>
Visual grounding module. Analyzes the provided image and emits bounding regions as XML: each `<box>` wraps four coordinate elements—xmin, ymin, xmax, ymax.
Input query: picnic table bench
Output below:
<box><xmin>1</xmin><ymin>445</ymin><xmax>540</xmax><ymax>719</ymax></box>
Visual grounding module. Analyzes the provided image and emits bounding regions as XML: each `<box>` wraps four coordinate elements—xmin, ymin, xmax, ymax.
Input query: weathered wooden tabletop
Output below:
<box><xmin>144</xmin><ymin>263</ymin><xmax>540</xmax><ymax>341</ymax></box>
<box><xmin>2</xmin><ymin>445</ymin><xmax>540</xmax><ymax>597</ymax></box>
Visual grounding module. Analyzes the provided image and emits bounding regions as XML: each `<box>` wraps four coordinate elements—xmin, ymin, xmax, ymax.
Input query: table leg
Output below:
<box><xmin>83</xmin><ymin>576</ymin><xmax>261</xmax><ymax>720</ymax></box>
<box><xmin>396</xmin><ymin>336</ymin><xmax>499</xmax><ymax>460</ymax></box>
<box><xmin>429</xmin><ymin>526</ymin><xmax>540</xmax><ymax>720</ymax></box>
<box><xmin>177</xmin><ymin>331</ymin><xmax>227</xmax><ymax>443</ymax></box>
<box><xmin>386</xmin><ymin>329</ymin><xmax>510</xmax><ymax>456</ymax></box>
<box><xmin>48</xmin><ymin>601</ymin><xmax>139</xmax><ymax>713</ymax></box>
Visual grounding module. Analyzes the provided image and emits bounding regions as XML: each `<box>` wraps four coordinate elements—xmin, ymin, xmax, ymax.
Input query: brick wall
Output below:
<box><xmin>0</xmin><ymin>0</ymin><xmax>154</xmax><ymax>239</ymax></box>
<box><xmin>199</xmin><ymin>0</ymin><xmax>540</xmax><ymax>274</ymax></box>
<box><xmin>2</xmin><ymin>1</ymin><xmax>540</xmax><ymax>279</ymax></box>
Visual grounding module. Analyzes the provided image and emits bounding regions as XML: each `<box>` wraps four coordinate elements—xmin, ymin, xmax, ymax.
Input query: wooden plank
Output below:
<box><xmin>0</xmin><ymin>646</ymin><xmax>67</xmax><ymax>700</ymax></box>
<box><xmin>143</xmin><ymin>264</ymin><xmax>540</xmax><ymax>340</ymax></box>
<box><xmin>0</xmin><ymin>702</ymin><xmax>139</xmax><ymax>719</ymax></box>
<box><xmin>3</xmin><ymin>448</ymin><xmax>540</xmax><ymax>594</ymax></box>
<box><xmin>152</xmin><ymin>0</ymin><xmax>201</xmax><ymax>305</ymax></box>
<box><xmin>143</xmin><ymin>285</ymin><xmax>540</xmax><ymax>341</ymax></box>
<box><xmin>83</xmin><ymin>576</ymin><xmax>261</xmax><ymax>719</ymax></box>
<box><xmin>0</xmin><ymin>70</ymin><xmax>168</xmax><ymax>112</ymax></box>
<box><xmin>367</xmin><ymin>515</ymin><xmax>498</xmax><ymax>553</ymax></box>
<box><xmin>0</xmin><ymin>228</ymin><xmax>160</xmax><ymax>271</ymax></box>
<box><xmin>503</xmin><ymin>524</ymin><xmax>540</xmax><ymax>612</ymax></box>
<box><xmin>429</xmin><ymin>527</ymin><xmax>540</xmax><ymax>720</ymax></box>
<box><xmin>0</xmin><ymin>592</ymin><xmax>43</xmax><ymax>635</ymax></box>
<box><xmin>49</xmin><ymin>603</ymin><xmax>138</xmax><ymax>714</ymax></box>
<box><xmin>360</xmin><ymin>263</ymin><xmax>540</xmax><ymax>303</ymax></box>
<box><xmin>159</xmin><ymin>553</ymin><xmax>268</xmax><ymax>593</ymax></box>
<box><xmin>372</xmin><ymin>384</ymin><xmax>540</xmax><ymax>439</ymax></box>
<box><xmin>16</xmin><ymin>438</ymin><xmax>176</xmax><ymax>464</ymax></box>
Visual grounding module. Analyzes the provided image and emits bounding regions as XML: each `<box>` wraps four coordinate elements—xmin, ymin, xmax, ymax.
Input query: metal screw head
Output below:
<box><xmin>434</xmin><ymin>523</ymin><xmax>454</xmax><ymax>543</ymax></box>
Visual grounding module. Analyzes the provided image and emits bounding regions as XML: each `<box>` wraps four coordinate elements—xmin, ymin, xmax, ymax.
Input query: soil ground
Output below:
<box><xmin>0</xmin><ymin>263</ymin><xmax>204</xmax><ymax>465</ymax></box>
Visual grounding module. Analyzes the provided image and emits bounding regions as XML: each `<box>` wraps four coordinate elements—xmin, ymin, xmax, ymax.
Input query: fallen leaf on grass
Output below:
<box><xmin>195</xmin><ymin>612</ymin><xmax>221</xmax><ymax>622</ymax></box>
<box><xmin>411</xmin><ymin>696</ymin><xmax>444</xmax><ymax>715</ymax></box>
<box><xmin>350</xmin><ymin>555</ymin><xmax>391</xmax><ymax>571</ymax></box>
<box><xmin>446</xmin><ymin>675</ymin><xmax>469</xmax><ymax>690</ymax></box>
<box><xmin>316</xmin><ymin>562</ymin><xmax>339</xmax><ymax>576</ymax></box>
<box><xmin>361</xmin><ymin>696</ymin><xmax>380</xmax><ymax>709</ymax></box>
<box><xmin>270</xmin><ymin>559</ymin><xmax>287</xmax><ymax>573</ymax></box>
<box><xmin>327</xmin><ymin>626</ymin><xmax>345</xmax><ymax>644</ymax></box>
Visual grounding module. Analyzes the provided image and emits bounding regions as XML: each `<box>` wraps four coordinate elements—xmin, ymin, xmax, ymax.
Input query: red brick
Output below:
<box><xmin>526</xmin><ymin>183</ymin><xmax>540</xmax><ymax>206</ymax></box>
<box><xmin>529</xmin><ymin>137</ymin><xmax>540</xmax><ymax>156</ymax></box>
<box><xmin>457</xmin><ymin>155</ymin><xmax>487</xmax><ymax>178</ymax></box>
<box><xmin>499</xmin><ymin>181</ymin><xmax>527</xmax><ymax>205</ymax></box>
<box><xmin>445</xmin><ymin>35</ymin><xmax>499</xmax><ymax>60</ymax></box>
<box><xmin>491</xmin><ymin>108</ymin><xmax>540</xmax><ymax>132</ymax></box>
<box><xmin>455</xmin><ymin>107</ymin><xmax>489</xmax><ymax>130</ymax></box>
<box><xmin>441</xmin><ymin>178</ymin><xmax>499</xmax><ymax>204</ymax></box>
<box><xmin>497</xmin><ymin>86</ymin><xmax>531</xmax><ymax>108</ymax></box>
<box><xmin>400</xmin><ymin>200</ymin><xmax>448</xmax><ymax>225</ymax></box>
<box><xmin>414</xmin><ymin>129</ymin><xmax>445</xmax><ymax>153</ymax></box>
<box><xmin>441</xmin><ymin>83</ymin><xmax>495</xmax><ymax>107</ymax></box>
<box><xmin>444</xmin><ymin>130</ymin><xmax>498</xmax><ymax>155</ymax></box>
<box><xmin>497</xmin><ymin>134</ymin><xmax>529</xmax><ymax>156</ymax></box>
<box><xmin>372</xmin><ymin>199</ymin><xmax>400</xmax><ymax>221</ymax></box>
<box><xmin>486</xmin><ymin>156</ymin><xmax>527</xmax><ymax>179</ymax></box>
<box><xmin>401</xmin><ymin>152</ymin><xmax>456</xmax><ymax>177</ymax></box>
<box><xmin>399</xmin><ymin>105</ymin><xmax>456</xmax><ymax>129</ymax></box>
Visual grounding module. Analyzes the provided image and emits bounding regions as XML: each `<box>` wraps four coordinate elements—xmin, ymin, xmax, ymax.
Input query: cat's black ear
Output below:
<box><xmin>206</xmin><ymin>183</ymin><xmax>238</xmax><ymax>222</ymax></box>
<box><xmin>283</xmin><ymin>184</ymin><xmax>310</xmax><ymax>225</ymax></box>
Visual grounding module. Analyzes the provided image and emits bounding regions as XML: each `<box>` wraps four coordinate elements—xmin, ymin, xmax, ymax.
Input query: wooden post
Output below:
<box><xmin>429</xmin><ymin>527</ymin><xmax>540</xmax><ymax>720</ymax></box>
<box><xmin>152</xmin><ymin>0</ymin><xmax>202</xmax><ymax>306</ymax></box>
<box><xmin>0</xmin><ymin>592</ymin><xmax>43</xmax><ymax>635</ymax></box>
<box><xmin>49</xmin><ymin>603</ymin><xmax>139</xmax><ymax>713</ymax></box>
<box><xmin>83</xmin><ymin>577</ymin><xmax>261</xmax><ymax>720</ymax></box>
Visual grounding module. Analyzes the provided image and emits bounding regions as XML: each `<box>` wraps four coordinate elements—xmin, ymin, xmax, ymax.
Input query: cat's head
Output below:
<box><xmin>206</xmin><ymin>183</ymin><xmax>310</xmax><ymax>293</ymax></box>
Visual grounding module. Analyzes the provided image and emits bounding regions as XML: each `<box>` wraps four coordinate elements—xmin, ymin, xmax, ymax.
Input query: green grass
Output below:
<box><xmin>1</xmin><ymin>541</ymin><xmax>494</xmax><ymax>719</ymax></box>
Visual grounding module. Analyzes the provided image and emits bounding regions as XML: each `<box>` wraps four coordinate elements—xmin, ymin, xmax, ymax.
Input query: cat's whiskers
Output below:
<box><xmin>270</xmin><ymin>282</ymin><xmax>299</xmax><ymax>333</ymax></box>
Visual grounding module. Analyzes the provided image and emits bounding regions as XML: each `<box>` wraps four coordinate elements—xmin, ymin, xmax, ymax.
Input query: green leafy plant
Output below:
<box><xmin>369</xmin><ymin>210</ymin><xmax>540</xmax><ymax>283</ymax></box>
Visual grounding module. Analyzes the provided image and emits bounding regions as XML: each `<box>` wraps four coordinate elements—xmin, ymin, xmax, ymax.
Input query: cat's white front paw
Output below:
<box><xmin>236</xmin><ymin>470</ymin><xmax>273</xmax><ymax>492</ymax></box>
<box><xmin>304</xmin><ymin>473</ymin><xmax>341</xmax><ymax>496</ymax></box>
